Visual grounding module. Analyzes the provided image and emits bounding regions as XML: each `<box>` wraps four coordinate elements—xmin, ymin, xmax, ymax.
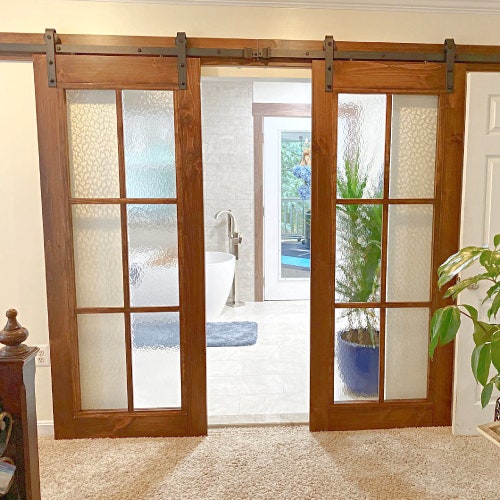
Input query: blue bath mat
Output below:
<box><xmin>207</xmin><ymin>321</ymin><xmax>258</xmax><ymax>347</ymax></box>
<box><xmin>132</xmin><ymin>321</ymin><xmax>258</xmax><ymax>348</ymax></box>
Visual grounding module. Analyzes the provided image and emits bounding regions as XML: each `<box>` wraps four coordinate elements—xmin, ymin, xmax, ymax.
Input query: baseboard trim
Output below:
<box><xmin>37</xmin><ymin>420</ymin><xmax>54</xmax><ymax>437</ymax></box>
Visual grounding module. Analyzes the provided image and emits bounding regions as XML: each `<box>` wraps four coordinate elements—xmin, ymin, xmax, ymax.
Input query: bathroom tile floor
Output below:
<box><xmin>132</xmin><ymin>300</ymin><xmax>362</xmax><ymax>425</ymax></box>
<box><xmin>207</xmin><ymin>300</ymin><xmax>310</xmax><ymax>425</ymax></box>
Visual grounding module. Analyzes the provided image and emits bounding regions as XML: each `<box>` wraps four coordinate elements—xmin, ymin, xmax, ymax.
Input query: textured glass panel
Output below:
<box><xmin>334</xmin><ymin>308</ymin><xmax>379</xmax><ymax>402</ymax></box>
<box><xmin>390</xmin><ymin>95</ymin><xmax>438</xmax><ymax>198</ymax></box>
<box><xmin>386</xmin><ymin>205</ymin><xmax>433</xmax><ymax>302</ymax></box>
<box><xmin>73</xmin><ymin>205</ymin><xmax>123</xmax><ymax>307</ymax></box>
<box><xmin>337</xmin><ymin>94</ymin><xmax>386</xmax><ymax>199</ymax></box>
<box><xmin>385</xmin><ymin>308</ymin><xmax>429</xmax><ymax>400</ymax></box>
<box><xmin>66</xmin><ymin>90</ymin><xmax>120</xmax><ymax>198</ymax></box>
<box><xmin>131</xmin><ymin>313</ymin><xmax>181</xmax><ymax>409</ymax></box>
<box><xmin>122</xmin><ymin>90</ymin><xmax>176</xmax><ymax>198</ymax></box>
<box><xmin>335</xmin><ymin>204</ymin><xmax>382</xmax><ymax>303</ymax></box>
<box><xmin>128</xmin><ymin>205</ymin><xmax>179</xmax><ymax>307</ymax></box>
<box><xmin>78</xmin><ymin>314</ymin><xmax>127</xmax><ymax>410</ymax></box>
<box><xmin>280</xmin><ymin>130</ymin><xmax>311</xmax><ymax>280</ymax></box>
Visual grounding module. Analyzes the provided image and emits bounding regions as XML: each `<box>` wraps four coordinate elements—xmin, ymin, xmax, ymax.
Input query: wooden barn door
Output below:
<box><xmin>34</xmin><ymin>55</ymin><xmax>206</xmax><ymax>438</ymax></box>
<box><xmin>309</xmin><ymin>60</ymin><xmax>466</xmax><ymax>431</ymax></box>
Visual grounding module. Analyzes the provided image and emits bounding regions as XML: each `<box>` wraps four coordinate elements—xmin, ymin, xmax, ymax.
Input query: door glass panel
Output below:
<box><xmin>131</xmin><ymin>312</ymin><xmax>181</xmax><ymax>409</ymax></box>
<box><xmin>66</xmin><ymin>90</ymin><xmax>120</xmax><ymax>198</ymax></box>
<box><xmin>73</xmin><ymin>204</ymin><xmax>123</xmax><ymax>308</ymax></box>
<box><xmin>336</xmin><ymin>204</ymin><xmax>383</xmax><ymax>303</ymax></box>
<box><xmin>386</xmin><ymin>205</ymin><xmax>433</xmax><ymax>302</ymax></box>
<box><xmin>281</xmin><ymin>131</ymin><xmax>311</xmax><ymax>279</ymax></box>
<box><xmin>385</xmin><ymin>308</ymin><xmax>429</xmax><ymax>399</ymax></box>
<box><xmin>128</xmin><ymin>204</ymin><xmax>179</xmax><ymax>307</ymax></box>
<box><xmin>390</xmin><ymin>95</ymin><xmax>438</xmax><ymax>199</ymax></box>
<box><xmin>337</xmin><ymin>94</ymin><xmax>386</xmax><ymax>199</ymax></box>
<box><xmin>122</xmin><ymin>90</ymin><xmax>176</xmax><ymax>198</ymax></box>
<box><xmin>78</xmin><ymin>314</ymin><xmax>127</xmax><ymax>410</ymax></box>
<box><xmin>334</xmin><ymin>308</ymin><xmax>379</xmax><ymax>402</ymax></box>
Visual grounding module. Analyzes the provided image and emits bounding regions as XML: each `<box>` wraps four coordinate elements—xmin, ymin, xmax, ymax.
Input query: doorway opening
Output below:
<box><xmin>201</xmin><ymin>68</ymin><xmax>311</xmax><ymax>425</ymax></box>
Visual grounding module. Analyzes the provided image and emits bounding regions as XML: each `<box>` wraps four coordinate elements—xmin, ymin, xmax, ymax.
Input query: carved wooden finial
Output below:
<box><xmin>0</xmin><ymin>309</ymin><xmax>29</xmax><ymax>356</ymax></box>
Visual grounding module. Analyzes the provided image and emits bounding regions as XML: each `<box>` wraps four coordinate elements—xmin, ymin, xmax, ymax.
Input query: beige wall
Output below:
<box><xmin>1</xmin><ymin>0</ymin><xmax>500</xmax><ymax>426</ymax></box>
<box><xmin>3</xmin><ymin>1</ymin><xmax>500</xmax><ymax>43</ymax></box>
<box><xmin>0</xmin><ymin>61</ymin><xmax>53</xmax><ymax>421</ymax></box>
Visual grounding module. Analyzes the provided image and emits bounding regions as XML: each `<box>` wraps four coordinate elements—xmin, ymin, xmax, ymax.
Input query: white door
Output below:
<box><xmin>454</xmin><ymin>72</ymin><xmax>500</xmax><ymax>434</ymax></box>
<box><xmin>263</xmin><ymin>117</ymin><xmax>311</xmax><ymax>300</ymax></box>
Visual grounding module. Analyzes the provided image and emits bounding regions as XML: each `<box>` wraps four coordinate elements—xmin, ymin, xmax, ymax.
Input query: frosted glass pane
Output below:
<box><xmin>335</xmin><ymin>204</ymin><xmax>382</xmax><ymax>303</ymax></box>
<box><xmin>78</xmin><ymin>314</ymin><xmax>127</xmax><ymax>410</ymax></box>
<box><xmin>389</xmin><ymin>95</ymin><xmax>438</xmax><ymax>198</ymax></box>
<box><xmin>390</xmin><ymin>95</ymin><xmax>438</xmax><ymax>198</ymax></box>
<box><xmin>131</xmin><ymin>313</ymin><xmax>181</xmax><ymax>409</ymax></box>
<box><xmin>386</xmin><ymin>205</ymin><xmax>433</xmax><ymax>302</ymax></box>
<box><xmin>385</xmin><ymin>308</ymin><xmax>429</xmax><ymax>399</ymax></box>
<box><xmin>337</xmin><ymin>94</ymin><xmax>386</xmax><ymax>199</ymax></box>
<box><xmin>66</xmin><ymin>90</ymin><xmax>120</xmax><ymax>198</ymax></box>
<box><xmin>123</xmin><ymin>90</ymin><xmax>176</xmax><ymax>198</ymax></box>
<box><xmin>73</xmin><ymin>205</ymin><xmax>123</xmax><ymax>307</ymax></box>
<box><xmin>128</xmin><ymin>205</ymin><xmax>179</xmax><ymax>307</ymax></box>
<box><xmin>334</xmin><ymin>308</ymin><xmax>379</xmax><ymax>402</ymax></box>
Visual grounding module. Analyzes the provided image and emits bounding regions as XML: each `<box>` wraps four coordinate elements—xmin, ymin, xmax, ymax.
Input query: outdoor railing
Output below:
<box><xmin>281</xmin><ymin>198</ymin><xmax>310</xmax><ymax>240</ymax></box>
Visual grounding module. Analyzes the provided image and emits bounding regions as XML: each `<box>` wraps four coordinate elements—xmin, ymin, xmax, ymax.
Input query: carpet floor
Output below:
<box><xmin>38</xmin><ymin>425</ymin><xmax>498</xmax><ymax>500</ymax></box>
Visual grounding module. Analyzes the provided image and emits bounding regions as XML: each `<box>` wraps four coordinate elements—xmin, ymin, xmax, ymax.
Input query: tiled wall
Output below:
<box><xmin>201</xmin><ymin>80</ymin><xmax>255</xmax><ymax>302</ymax></box>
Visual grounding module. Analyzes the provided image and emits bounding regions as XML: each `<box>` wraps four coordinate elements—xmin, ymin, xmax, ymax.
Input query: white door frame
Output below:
<box><xmin>263</xmin><ymin>116</ymin><xmax>311</xmax><ymax>300</ymax></box>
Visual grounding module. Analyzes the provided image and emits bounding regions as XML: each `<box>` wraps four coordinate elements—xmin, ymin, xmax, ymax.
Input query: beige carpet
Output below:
<box><xmin>39</xmin><ymin>425</ymin><xmax>498</xmax><ymax>499</ymax></box>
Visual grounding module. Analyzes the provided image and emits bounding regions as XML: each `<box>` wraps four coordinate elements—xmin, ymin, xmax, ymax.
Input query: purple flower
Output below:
<box><xmin>298</xmin><ymin>184</ymin><xmax>311</xmax><ymax>200</ymax></box>
<box><xmin>293</xmin><ymin>165</ymin><xmax>311</xmax><ymax>200</ymax></box>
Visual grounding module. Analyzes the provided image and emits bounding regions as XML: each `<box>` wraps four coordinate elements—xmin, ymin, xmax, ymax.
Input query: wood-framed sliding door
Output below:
<box><xmin>309</xmin><ymin>60</ymin><xmax>466</xmax><ymax>431</ymax></box>
<box><xmin>33</xmin><ymin>55</ymin><xmax>206</xmax><ymax>439</ymax></box>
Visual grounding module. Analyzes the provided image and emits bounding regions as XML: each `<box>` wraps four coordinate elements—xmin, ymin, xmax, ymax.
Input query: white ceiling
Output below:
<box><xmin>81</xmin><ymin>0</ymin><xmax>500</xmax><ymax>14</ymax></box>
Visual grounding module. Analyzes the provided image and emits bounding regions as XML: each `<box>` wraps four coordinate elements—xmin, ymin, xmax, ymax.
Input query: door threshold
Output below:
<box><xmin>208</xmin><ymin>413</ymin><xmax>308</xmax><ymax>427</ymax></box>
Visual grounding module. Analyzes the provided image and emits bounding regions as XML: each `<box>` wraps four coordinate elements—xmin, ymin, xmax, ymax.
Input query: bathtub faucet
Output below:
<box><xmin>214</xmin><ymin>210</ymin><xmax>244</xmax><ymax>308</ymax></box>
<box><xmin>214</xmin><ymin>210</ymin><xmax>242</xmax><ymax>259</ymax></box>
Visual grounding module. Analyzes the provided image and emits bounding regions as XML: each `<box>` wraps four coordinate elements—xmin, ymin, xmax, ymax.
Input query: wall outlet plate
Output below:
<box><xmin>35</xmin><ymin>344</ymin><xmax>50</xmax><ymax>367</ymax></box>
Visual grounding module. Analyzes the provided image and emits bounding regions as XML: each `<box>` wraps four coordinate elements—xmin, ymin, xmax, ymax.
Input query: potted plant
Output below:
<box><xmin>430</xmin><ymin>235</ymin><xmax>500</xmax><ymax>409</ymax></box>
<box><xmin>335</xmin><ymin>156</ymin><xmax>382</xmax><ymax>396</ymax></box>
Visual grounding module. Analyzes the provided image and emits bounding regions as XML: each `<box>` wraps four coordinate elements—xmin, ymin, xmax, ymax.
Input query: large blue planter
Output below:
<box><xmin>337</xmin><ymin>330</ymin><xmax>379</xmax><ymax>396</ymax></box>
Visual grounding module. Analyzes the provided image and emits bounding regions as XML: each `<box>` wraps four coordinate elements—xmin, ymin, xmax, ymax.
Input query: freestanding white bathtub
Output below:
<box><xmin>205</xmin><ymin>251</ymin><xmax>236</xmax><ymax>322</ymax></box>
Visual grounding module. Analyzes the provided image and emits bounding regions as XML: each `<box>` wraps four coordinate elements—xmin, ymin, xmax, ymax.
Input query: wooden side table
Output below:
<box><xmin>0</xmin><ymin>310</ymin><xmax>41</xmax><ymax>499</ymax></box>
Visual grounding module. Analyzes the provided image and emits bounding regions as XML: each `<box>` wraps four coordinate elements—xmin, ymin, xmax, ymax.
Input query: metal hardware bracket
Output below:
<box><xmin>175</xmin><ymin>32</ymin><xmax>187</xmax><ymax>90</ymax></box>
<box><xmin>44</xmin><ymin>28</ymin><xmax>59</xmax><ymax>88</ymax></box>
<box><xmin>243</xmin><ymin>47</ymin><xmax>272</xmax><ymax>60</ymax></box>
<box><xmin>324</xmin><ymin>36</ymin><xmax>334</xmax><ymax>92</ymax></box>
<box><xmin>445</xmin><ymin>38</ymin><xmax>456</xmax><ymax>94</ymax></box>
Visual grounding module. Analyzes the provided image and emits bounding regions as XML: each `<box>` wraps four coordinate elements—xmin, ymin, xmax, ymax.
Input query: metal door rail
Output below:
<box><xmin>3</xmin><ymin>30</ymin><xmax>500</xmax><ymax>92</ymax></box>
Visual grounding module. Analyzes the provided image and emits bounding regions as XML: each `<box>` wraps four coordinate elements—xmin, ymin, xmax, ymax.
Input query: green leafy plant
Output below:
<box><xmin>336</xmin><ymin>156</ymin><xmax>382</xmax><ymax>347</ymax></box>
<box><xmin>430</xmin><ymin>234</ymin><xmax>500</xmax><ymax>407</ymax></box>
<box><xmin>281</xmin><ymin>140</ymin><xmax>304</xmax><ymax>198</ymax></box>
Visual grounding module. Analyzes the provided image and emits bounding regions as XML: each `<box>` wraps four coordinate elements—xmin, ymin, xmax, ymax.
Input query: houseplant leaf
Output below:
<box><xmin>481</xmin><ymin>382</ymin><xmax>494</xmax><ymax>408</ymax></box>
<box><xmin>437</xmin><ymin>246</ymin><xmax>484</xmax><ymax>288</ymax></box>
<box><xmin>429</xmin><ymin>306</ymin><xmax>460</xmax><ymax>358</ymax></box>
<box><xmin>438</xmin><ymin>306</ymin><xmax>461</xmax><ymax>345</ymax></box>
<box><xmin>494</xmin><ymin>234</ymin><xmax>500</xmax><ymax>248</ymax></box>
<box><xmin>444</xmin><ymin>274</ymin><xmax>489</xmax><ymax>299</ymax></box>
<box><xmin>461</xmin><ymin>304</ymin><xmax>478</xmax><ymax>322</ymax></box>
<box><xmin>485</xmin><ymin>281</ymin><xmax>500</xmax><ymax>300</ymax></box>
<box><xmin>471</xmin><ymin>343</ymin><xmax>491</xmax><ymax>386</ymax></box>
<box><xmin>479</xmin><ymin>250</ymin><xmax>500</xmax><ymax>275</ymax></box>
<box><xmin>472</xmin><ymin>320</ymin><xmax>494</xmax><ymax>346</ymax></box>
<box><xmin>487</xmin><ymin>291</ymin><xmax>500</xmax><ymax>320</ymax></box>
<box><xmin>429</xmin><ymin>309</ymin><xmax>442</xmax><ymax>359</ymax></box>
<box><xmin>491</xmin><ymin>328</ymin><xmax>500</xmax><ymax>372</ymax></box>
